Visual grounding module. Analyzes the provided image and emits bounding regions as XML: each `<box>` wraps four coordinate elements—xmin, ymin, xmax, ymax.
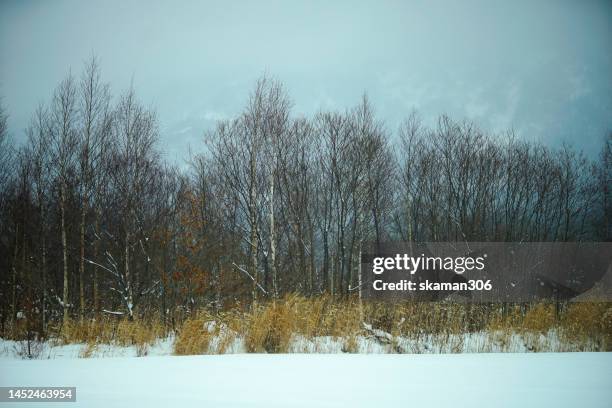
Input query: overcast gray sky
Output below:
<box><xmin>1</xmin><ymin>0</ymin><xmax>610</xmax><ymax>162</ymax></box>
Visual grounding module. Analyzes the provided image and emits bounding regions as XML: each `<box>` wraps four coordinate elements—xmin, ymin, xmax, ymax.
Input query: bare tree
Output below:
<box><xmin>26</xmin><ymin>104</ymin><xmax>52</xmax><ymax>331</ymax></box>
<box><xmin>105</xmin><ymin>86</ymin><xmax>159</xmax><ymax>318</ymax></box>
<box><xmin>49</xmin><ymin>74</ymin><xmax>78</xmax><ymax>323</ymax></box>
<box><xmin>77</xmin><ymin>56</ymin><xmax>112</xmax><ymax>321</ymax></box>
<box><xmin>206</xmin><ymin>76</ymin><xmax>291</xmax><ymax>302</ymax></box>
<box><xmin>0</xmin><ymin>100</ymin><xmax>12</xmax><ymax>206</ymax></box>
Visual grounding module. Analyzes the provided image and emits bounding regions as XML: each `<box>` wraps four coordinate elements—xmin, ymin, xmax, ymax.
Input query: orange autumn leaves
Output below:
<box><xmin>174</xmin><ymin>190</ymin><xmax>209</xmax><ymax>297</ymax></box>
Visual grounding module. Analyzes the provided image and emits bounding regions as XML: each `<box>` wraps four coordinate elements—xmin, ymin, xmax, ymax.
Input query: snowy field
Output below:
<box><xmin>0</xmin><ymin>328</ymin><xmax>601</xmax><ymax>360</ymax></box>
<box><xmin>1</xmin><ymin>352</ymin><xmax>611</xmax><ymax>407</ymax></box>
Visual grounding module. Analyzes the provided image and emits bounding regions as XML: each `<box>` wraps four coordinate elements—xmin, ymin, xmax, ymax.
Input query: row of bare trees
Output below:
<box><xmin>0</xmin><ymin>64</ymin><xmax>609</xmax><ymax>334</ymax></box>
<box><xmin>199</xmin><ymin>78</ymin><xmax>609</xmax><ymax>301</ymax></box>
<box><xmin>0</xmin><ymin>58</ymin><xmax>180</xmax><ymax>332</ymax></box>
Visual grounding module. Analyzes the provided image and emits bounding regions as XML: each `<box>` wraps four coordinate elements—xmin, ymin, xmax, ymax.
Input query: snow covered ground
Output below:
<box><xmin>1</xmin><ymin>352</ymin><xmax>611</xmax><ymax>407</ymax></box>
<box><xmin>0</xmin><ymin>328</ymin><xmax>599</xmax><ymax>360</ymax></box>
<box><xmin>0</xmin><ymin>337</ymin><xmax>176</xmax><ymax>360</ymax></box>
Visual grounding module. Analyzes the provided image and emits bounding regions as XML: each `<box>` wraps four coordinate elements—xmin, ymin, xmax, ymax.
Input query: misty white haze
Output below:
<box><xmin>1</xmin><ymin>0</ymin><xmax>611</xmax><ymax>163</ymax></box>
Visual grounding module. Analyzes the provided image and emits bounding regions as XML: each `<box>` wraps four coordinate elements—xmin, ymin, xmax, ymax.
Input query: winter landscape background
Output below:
<box><xmin>0</xmin><ymin>1</ymin><xmax>611</xmax><ymax>407</ymax></box>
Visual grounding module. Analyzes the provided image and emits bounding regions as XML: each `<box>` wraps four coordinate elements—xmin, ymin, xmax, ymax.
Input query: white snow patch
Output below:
<box><xmin>0</xmin><ymin>353</ymin><xmax>610</xmax><ymax>407</ymax></box>
<box><xmin>0</xmin><ymin>336</ymin><xmax>175</xmax><ymax>360</ymax></box>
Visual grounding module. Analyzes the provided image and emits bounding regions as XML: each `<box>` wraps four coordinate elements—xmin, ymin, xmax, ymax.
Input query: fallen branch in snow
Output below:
<box><xmin>362</xmin><ymin>322</ymin><xmax>405</xmax><ymax>353</ymax></box>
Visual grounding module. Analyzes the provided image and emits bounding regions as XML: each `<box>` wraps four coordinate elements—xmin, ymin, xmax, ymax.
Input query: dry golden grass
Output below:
<box><xmin>486</xmin><ymin>304</ymin><xmax>523</xmax><ymax>332</ymax></box>
<box><xmin>244</xmin><ymin>298</ymin><xmax>294</xmax><ymax>353</ymax></box>
<box><xmin>174</xmin><ymin>312</ymin><xmax>215</xmax><ymax>355</ymax></box>
<box><xmin>242</xmin><ymin>294</ymin><xmax>364</xmax><ymax>352</ymax></box>
<box><xmin>3</xmin><ymin>319</ymin><xmax>28</xmax><ymax>341</ymax></box>
<box><xmin>114</xmin><ymin>318</ymin><xmax>165</xmax><ymax>347</ymax></box>
<box><xmin>561</xmin><ymin>302</ymin><xmax>612</xmax><ymax>351</ymax></box>
<box><xmin>174</xmin><ymin>310</ymin><xmax>243</xmax><ymax>355</ymax></box>
<box><xmin>48</xmin><ymin>316</ymin><xmax>168</xmax><ymax>351</ymax></box>
<box><xmin>522</xmin><ymin>303</ymin><xmax>556</xmax><ymax>334</ymax></box>
<box><xmin>341</xmin><ymin>334</ymin><xmax>359</xmax><ymax>353</ymax></box>
<box><xmin>6</xmin><ymin>297</ymin><xmax>611</xmax><ymax>355</ymax></box>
